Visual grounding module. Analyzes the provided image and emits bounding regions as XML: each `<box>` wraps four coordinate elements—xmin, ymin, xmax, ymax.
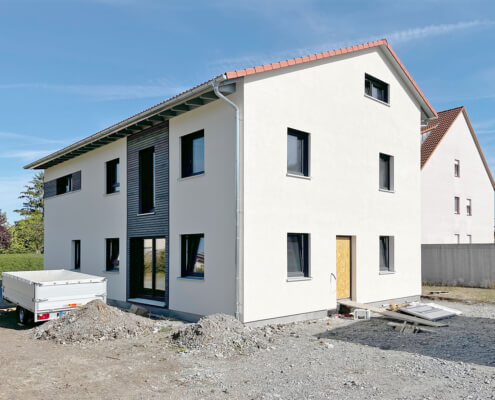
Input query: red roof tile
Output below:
<box><xmin>421</xmin><ymin>106</ymin><xmax>495</xmax><ymax>189</ymax></box>
<box><xmin>225</xmin><ymin>38</ymin><xmax>436</xmax><ymax>118</ymax></box>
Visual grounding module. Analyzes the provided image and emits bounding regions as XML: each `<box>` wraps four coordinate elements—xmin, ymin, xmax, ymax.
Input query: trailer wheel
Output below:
<box><xmin>16</xmin><ymin>307</ymin><xmax>33</xmax><ymax>325</ymax></box>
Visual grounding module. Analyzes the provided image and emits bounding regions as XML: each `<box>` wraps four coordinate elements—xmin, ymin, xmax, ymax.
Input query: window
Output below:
<box><xmin>379</xmin><ymin>236</ymin><xmax>394</xmax><ymax>272</ymax></box>
<box><xmin>454</xmin><ymin>197</ymin><xmax>460</xmax><ymax>214</ymax></box>
<box><xmin>467</xmin><ymin>234</ymin><xmax>472</xmax><ymax>244</ymax></box>
<box><xmin>139</xmin><ymin>147</ymin><xmax>155</xmax><ymax>214</ymax></box>
<box><xmin>379</xmin><ymin>153</ymin><xmax>394</xmax><ymax>191</ymax></box>
<box><xmin>56</xmin><ymin>174</ymin><xmax>73</xmax><ymax>195</ymax></box>
<box><xmin>454</xmin><ymin>160</ymin><xmax>460</xmax><ymax>177</ymax></box>
<box><xmin>365</xmin><ymin>74</ymin><xmax>389</xmax><ymax>103</ymax></box>
<box><xmin>72</xmin><ymin>240</ymin><xmax>81</xmax><ymax>270</ymax></box>
<box><xmin>287</xmin><ymin>128</ymin><xmax>309</xmax><ymax>176</ymax></box>
<box><xmin>106</xmin><ymin>238</ymin><xmax>119</xmax><ymax>271</ymax></box>
<box><xmin>287</xmin><ymin>233</ymin><xmax>309</xmax><ymax>278</ymax></box>
<box><xmin>181</xmin><ymin>234</ymin><xmax>205</xmax><ymax>278</ymax></box>
<box><xmin>181</xmin><ymin>130</ymin><xmax>204</xmax><ymax>178</ymax></box>
<box><xmin>455</xmin><ymin>234</ymin><xmax>460</xmax><ymax>244</ymax></box>
<box><xmin>467</xmin><ymin>199</ymin><xmax>472</xmax><ymax>216</ymax></box>
<box><xmin>106</xmin><ymin>158</ymin><xmax>120</xmax><ymax>194</ymax></box>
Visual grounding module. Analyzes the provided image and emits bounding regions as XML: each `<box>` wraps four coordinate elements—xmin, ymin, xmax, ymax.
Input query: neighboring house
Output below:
<box><xmin>421</xmin><ymin>106</ymin><xmax>495</xmax><ymax>244</ymax></box>
<box><xmin>25</xmin><ymin>39</ymin><xmax>437</xmax><ymax>324</ymax></box>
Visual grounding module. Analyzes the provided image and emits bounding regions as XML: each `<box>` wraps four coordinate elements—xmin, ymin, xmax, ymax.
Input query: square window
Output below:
<box><xmin>56</xmin><ymin>174</ymin><xmax>73</xmax><ymax>195</ymax></box>
<box><xmin>106</xmin><ymin>158</ymin><xmax>120</xmax><ymax>194</ymax></box>
<box><xmin>181</xmin><ymin>234</ymin><xmax>205</xmax><ymax>278</ymax></box>
<box><xmin>181</xmin><ymin>130</ymin><xmax>205</xmax><ymax>178</ymax></box>
<box><xmin>467</xmin><ymin>199</ymin><xmax>472</xmax><ymax>216</ymax></box>
<box><xmin>454</xmin><ymin>160</ymin><xmax>460</xmax><ymax>177</ymax></box>
<box><xmin>139</xmin><ymin>147</ymin><xmax>155</xmax><ymax>213</ymax></box>
<box><xmin>379</xmin><ymin>236</ymin><xmax>394</xmax><ymax>272</ymax></box>
<box><xmin>106</xmin><ymin>238</ymin><xmax>119</xmax><ymax>271</ymax></box>
<box><xmin>365</xmin><ymin>74</ymin><xmax>389</xmax><ymax>103</ymax></box>
<box><xmin>454</xmin><ymin>197</ymin><xmax>460</xmax><ymax>214</ymax></box>
<box><xmin>379</xmin><ymin>153</ymin><xmax>394</xmax><ymax>191</ymax></box>
<box><xmin>72</xmin><ymin>240</ymin><xmax>81</xmax><ymax>270</ymax></box>
<box><xmin>287</xmin><ymin>233</ymin><xmax>309</xmax><ymax>277</ymax></box>
<box><xmin>287</xmin><ymin>128</ymin><xmax>309</xmax><ymax>176</ymax></box>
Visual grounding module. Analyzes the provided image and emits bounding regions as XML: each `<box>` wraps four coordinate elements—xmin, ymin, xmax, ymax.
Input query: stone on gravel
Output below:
<box><xmin>171</xmin><ymin>313</ymin><xmax>269</xmax><ymax>356</ymax></box>
<box><xmin>34</xmin><ymin>300</ymin><xmax>154</xmax><ymax>344</ymax></box>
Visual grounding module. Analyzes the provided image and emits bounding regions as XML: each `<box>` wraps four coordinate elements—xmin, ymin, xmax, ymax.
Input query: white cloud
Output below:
<box><xmin>0</xmin><ymin>81</ymin><xmax>188</xmax><ymax>101</ymax></box>
<box><xmin>0</xmin><ymin>150</ymin><xmax>56</xmax><ymax>160</ymax></box>
<box><xmin>0</xmin><ymin>131</ymin><xmax>67</xmax><ymax>145</ymax></box>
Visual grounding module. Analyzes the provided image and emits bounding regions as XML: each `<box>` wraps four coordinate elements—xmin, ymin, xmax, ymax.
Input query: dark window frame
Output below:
<box><xmin>287</xmin><ymin>128</ymin><xmax>310</xmax><ymax>177</ymax></box>
<box><xmin>379</xmin><ymin>236</ymin><xmax>393</xmax><ymax>272</ymax></box>
<box><xmin>454</xmin><ymin>196</ymin><xmax>460</xmax><ymax>214</ymax></box>
<box><xmin>454</xmin><ymin>159</ymin><xmax>460</xmax><ymax>177</ymax></box>
<box><xmin>365</xmin><ymin>73</ymin><xmax>389</xmax><ymax>104</ymax></box>
<box><xmin>106</xmin><ymin>238</ymin><xmax>120</xmax><ymax>271</ymax></box>
<box><xmin>73</xmin><ymin>240</ymin><xmax>81</xmax><ymax>270</ymax></box>
<box><xmin>379</xmin><ymin>153</ymin><xmax>394</xmax><ymax>191</ymax></box>
<box><xmin>287</xmin><ymin>233</ymin><xmax>310</xmax><ymax>278</ymax></box>
<box><xmin>56</xmin><ymin>174</ymin><xmax>73</xmax><ymax>195</ymax></box>
<box><xmin>106</xmin><ymin>158</ymin><xmax>120</xmax><ymax>194</ymax></box>
<box><xmin>181</xmin><ymin>130</ymin><xmax>205</xmax><ymax>178</ymax></box>
<box><xmin>181</xmin><ymin>234</ymin><xmax>205</xmax><ymax>278</ymax></box>
<box><xmin>139</xmin><ymin>147</ymin><xmax>155</xmax><ymax>214</ymax></box>
<box><xmin>467</xmin><ymin>198</ymin><xmax>472</xmax><ymax>216</ymax></box>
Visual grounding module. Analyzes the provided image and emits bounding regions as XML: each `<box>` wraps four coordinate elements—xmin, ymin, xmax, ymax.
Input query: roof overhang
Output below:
<box><xmin>24</xmin><ymin>75</ymin><xmax>236</xmax><ymax>170</ymax></box>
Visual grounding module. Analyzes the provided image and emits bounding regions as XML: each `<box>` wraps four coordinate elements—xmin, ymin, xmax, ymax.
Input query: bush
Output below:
<box><xmin>0</xmin><ymin>253</ymin><xmax>43</xmax><ymax>274</ymax></box>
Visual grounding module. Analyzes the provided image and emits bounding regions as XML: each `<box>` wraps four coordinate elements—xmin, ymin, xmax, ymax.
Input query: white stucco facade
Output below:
<box><xmin>421</xmin><ymin>111</ymin><xmax>494</xmax><ymax>244</ymax></box>
<box><xmin>44</xmin><ymin>139</ymin><xmax>128</xmax><ymax>301</ymax></box>
<box><xmin>241</xmin><ymin>48</ymin><xmax>423</xmax><ymax>322</ymax></box>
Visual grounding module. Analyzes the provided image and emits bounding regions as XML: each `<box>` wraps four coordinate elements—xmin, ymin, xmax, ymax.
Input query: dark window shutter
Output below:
<box><xmin>72</xmin><ymin>170</ymin><xmax>82</xmax><ymax>191</ymax></box>
<box><xmin>44</xmin><ymin>179</ymin><xmax>57</xmax><ymax>198</ymax></box>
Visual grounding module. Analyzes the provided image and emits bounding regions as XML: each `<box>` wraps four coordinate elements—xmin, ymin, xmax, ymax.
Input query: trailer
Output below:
<box><xmin>2</xmin><ymin>269</ymin><xmax>107</xmax><ymax>324</ymax></box>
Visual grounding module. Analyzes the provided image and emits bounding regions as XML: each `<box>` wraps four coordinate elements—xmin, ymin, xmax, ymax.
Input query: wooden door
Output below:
<box><xmin>336</xmin><ymin>236</ymin><xmax>351</xmax><ymax>299</ymax></box>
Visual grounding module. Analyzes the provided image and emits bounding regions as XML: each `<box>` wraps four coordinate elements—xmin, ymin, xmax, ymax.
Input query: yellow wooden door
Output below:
<box><xmin>336</xmin><ymin>236</ymin><xmax>351</xmax><ymax>299</ymax></box>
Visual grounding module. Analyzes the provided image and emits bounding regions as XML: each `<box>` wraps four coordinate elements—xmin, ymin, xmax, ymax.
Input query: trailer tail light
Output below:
<box><xmin>37</xmin><ymin>313</ymin><xmax>50</xmax><ymax>320</ymax></box>
<box><xmin>65</xmin><ymin>303</ymin><xmax>79</xmax><ymax>308</ymax></box>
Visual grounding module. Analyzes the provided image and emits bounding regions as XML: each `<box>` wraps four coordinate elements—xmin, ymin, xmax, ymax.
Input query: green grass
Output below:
<box><xmin>0</xmin><ymin>253</ymin><xmax>43</xmax><ymax>275</ymax></box>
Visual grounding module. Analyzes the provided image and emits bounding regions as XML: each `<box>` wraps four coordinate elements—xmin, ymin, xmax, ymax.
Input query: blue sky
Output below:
<box><xmin>1</xmin><ymin>0</ymin><xmax>495</xmax><ymax>221</ymax></box>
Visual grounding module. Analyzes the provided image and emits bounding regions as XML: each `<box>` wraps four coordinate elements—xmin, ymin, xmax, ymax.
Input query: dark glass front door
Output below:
<box><xmin>130</xmin><ymin>237</ymin><xmax>166</xmax><ymax>300</ymax></box>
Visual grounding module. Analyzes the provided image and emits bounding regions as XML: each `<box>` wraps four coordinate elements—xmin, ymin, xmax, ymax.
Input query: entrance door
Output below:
<box><xmin>336</xmin><ymin>236</ymin><xmax>351</xmax><ymax>300</ymax></box>
<box><xmin>130</xmin><ymin>237</ymin><xmax>166</xmax><ymax>300</ymax></box>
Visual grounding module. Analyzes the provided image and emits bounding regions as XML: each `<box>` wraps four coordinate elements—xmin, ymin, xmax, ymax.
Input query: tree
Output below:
<box><xmin>14</xmin><ymin>172</ymin><xmax>44</xmax><ymax>217</ymax></box>
<box><xmin>0</xmin><ymin>209</ymin><xmax>11</xmax><ymax>250</ymax></box>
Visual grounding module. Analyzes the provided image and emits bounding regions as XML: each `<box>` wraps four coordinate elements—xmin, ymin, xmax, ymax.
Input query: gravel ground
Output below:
<box><xmin>0</xmin><ymin>299</ymin><xmax>494</xmax><ymax>399</ymax></box>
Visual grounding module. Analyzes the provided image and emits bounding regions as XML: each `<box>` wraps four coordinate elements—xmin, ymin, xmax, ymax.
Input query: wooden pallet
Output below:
<box><xmin>338</xmin><ymin>300</ymin><xmax>448</xmax><ymax>327</ymax></box>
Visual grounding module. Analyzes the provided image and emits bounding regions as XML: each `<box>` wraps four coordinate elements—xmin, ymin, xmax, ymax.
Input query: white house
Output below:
<box><xmin>421</xmin><ymin>106</ymin><xmax>495</xmax><ymax>244</ymax></box>
<box><xmin>25</xmin><ymin>39</ymin><xmax>437</xmax><ymax>324</ymax></box>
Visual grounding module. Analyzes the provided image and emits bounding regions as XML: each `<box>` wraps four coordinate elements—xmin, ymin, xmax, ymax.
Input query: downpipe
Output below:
<box><xmin>212</xmin><ymin>82</ymin><xmax>241</xmax><ymax>321</ymax></box>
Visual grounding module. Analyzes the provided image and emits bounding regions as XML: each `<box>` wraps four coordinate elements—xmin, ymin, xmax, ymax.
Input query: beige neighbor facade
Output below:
<box><xmin>421</xmin><ymin>107</ymin><xmax>495</xmax><ymax>245</ymax></box>
<box><xmin>27</xmin><ymin>39</ymin><xmax>437</xmax><ymax>324</ymax></box>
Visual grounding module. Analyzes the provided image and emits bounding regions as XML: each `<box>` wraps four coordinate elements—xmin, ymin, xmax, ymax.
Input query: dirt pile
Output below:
<box><xmin>34</xmin><ymin>300</ymin><xmax>154</xmax><ymax>344</ymax></box>
<box><xmin>172</xmin><ymin>314</ymin><xmax>271</xmax><ymax>357</ymax></box>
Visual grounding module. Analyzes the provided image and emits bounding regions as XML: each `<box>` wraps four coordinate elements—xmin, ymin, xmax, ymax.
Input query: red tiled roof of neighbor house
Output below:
<box><xmin>225</xmin><ymin>38</ymin><xmax>437</xmax><ymax>118</ymax></box>
<box><xmin>421</xmin><ymin>106</ymin><xmax>495</xmax><ymax>189</ymax></box>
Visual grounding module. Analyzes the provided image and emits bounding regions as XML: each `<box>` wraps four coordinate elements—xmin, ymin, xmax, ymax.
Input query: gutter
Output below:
<box><xmin>24</xmin><ymin>75</ymin><xmax>227</xmax><ymax>170</ymax></box>
<box><xmin>212</xmin><ymin>82</ymin><xmax>242</xmax><ymax>321</ymax></box>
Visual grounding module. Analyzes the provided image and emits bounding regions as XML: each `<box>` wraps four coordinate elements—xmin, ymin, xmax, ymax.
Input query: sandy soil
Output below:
<box><xmin>0</xmin><ymin>300</ymin><xmax>494</xmax><ymax>400</ymax></box>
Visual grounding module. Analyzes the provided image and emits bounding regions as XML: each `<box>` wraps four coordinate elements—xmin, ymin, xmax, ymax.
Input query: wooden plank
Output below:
<box><xmin>338</xmin><ymin>299</ymin><xmax>448</xmax><ymax>327</ymax></box>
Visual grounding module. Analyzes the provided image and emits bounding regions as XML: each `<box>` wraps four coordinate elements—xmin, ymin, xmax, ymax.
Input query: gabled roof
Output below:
<box><xmin>421</xmin><ymin>106</ymin><xmax>495</xmax><ymax>189</ymax></box>
<box><xmin>25</xmin><ymin>38</ymin><xmax>436</xmax><ymax>170</ymax></box>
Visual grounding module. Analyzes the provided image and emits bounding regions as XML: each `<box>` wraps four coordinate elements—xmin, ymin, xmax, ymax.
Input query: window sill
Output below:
<box><xmin>102</xmin><ymin>270</ymin><xmax>120</xmax><ymax>274</ymax></box>
<box><xmin>177</xmin><ymin>276</ymin><xmax>204</xmax><ymax>281</ymax></box>
<box><xmin>137</xmin><ymin>212</ymin><xmax>155</xmax><ymax>216</ymax></box>
<box><xmin>178</xmin><ymin>172</ymin><xmax>205</xmax><ymax>182</ymax></box>
<box><xmin>287</xmin><ymin>276</ymin><xmax>312</xmax><ymax>282</ymax></box>
<box><xmin>379</xmin><ymin>188</ymin><xmax>395</xmax><ymax>194</ymax></box>
<box><xmin>364</xmin><ymin>93</ymin><xmax>390</xmax><ymax>107</ymax></box>
<box><xmin>379</xmin><ymin>270</ymin><xmax>395</xmax><ymax>275</ymax></box>
<box><xmin>104</xmin><ymin>191</ymin><xmax>120</xmax><ymax>197</ymax></box>
<box><xmin>286</xmin><ymin>173</ymin><xmax>311</xmax><ymax>180</ymax></box>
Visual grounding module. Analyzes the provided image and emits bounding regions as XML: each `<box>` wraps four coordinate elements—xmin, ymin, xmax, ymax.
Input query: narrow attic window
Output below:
<box><xmin>365</xmin><ymin>74</ymin><xmax>389</xmax><ymax>104</ymax></box>
<box><xmin>106</xmin><ymin>158</ymin><xmax>120</xmax><ymax>194</ymax></box>
<box><xmin>454</xmin><ymin>159</ymin><xmax>460</xmax><ymax>177</ymax></box>
<box><xmin>454</xmin><ymin>197</ymin><xmax>460</xmax><ymax>214</ymax></box>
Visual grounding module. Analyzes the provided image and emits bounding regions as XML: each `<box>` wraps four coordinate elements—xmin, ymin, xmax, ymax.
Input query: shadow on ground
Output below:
<box><xmin>0</xmin><ymin>306</ymin><xmax>32</xmax><ymax>331</ymax></box>
<box><xmin>317</xmin><ymin>316</ymin><xmax>495</xmax><ymax>367</ymax></box>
